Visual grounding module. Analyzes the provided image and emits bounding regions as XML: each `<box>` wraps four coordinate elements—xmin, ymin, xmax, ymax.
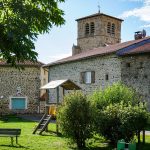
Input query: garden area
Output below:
<box><xmin>0</xmin><ymin>83</ymin><xmax>150</xmax><ymax>150</ymax></box>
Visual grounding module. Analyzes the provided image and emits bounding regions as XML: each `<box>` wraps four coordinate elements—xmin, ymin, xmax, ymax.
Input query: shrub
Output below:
<box><xmin>57</xmin><ymin>91</ymin><xmax>94</xmax><ymax>149</ymax></box>
<box><xmin>91</xmin><ymin>83</ymin><xmax>148</xmax><ymax>144</ymax></box>
<box><xmin>96</xmin><ymin>103</ymin><xmax>148</xmax><ymax>144</ymax></box>
<box><xmin>91</xmin><ymin>82</ymin><xmax>140</xmax><ymax>110</ymax></box>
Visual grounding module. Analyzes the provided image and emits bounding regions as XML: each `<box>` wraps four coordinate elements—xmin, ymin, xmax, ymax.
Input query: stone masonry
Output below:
<box><xmin>47</xmin><ymin>53</ymin><xmax>150</xmax><ymax>110</ymax></box>
<box><xmin>48</xmin><ymin>54</ymin><xmax>122</xmax><ymax>103</ymax></box>
<box><xmin>74</xmin><ymin>13</ymin><xmax>122</xmax><ymax>54</ymax></box>
<box><xmin>121</xmin><ymin>54</ymin><xmax>150</xmax><ymax>109</ymax></box>
<box><xmin>0</xmin><ymin>66</ymin><xmax>41</xmax><ymax>114</ymax></box>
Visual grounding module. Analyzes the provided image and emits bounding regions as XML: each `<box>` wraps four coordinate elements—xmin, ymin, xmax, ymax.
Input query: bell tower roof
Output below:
<box><xmin>76</xmin><ymin>13</ymin><xmax>123</xmax><ymax>22</ymax></box>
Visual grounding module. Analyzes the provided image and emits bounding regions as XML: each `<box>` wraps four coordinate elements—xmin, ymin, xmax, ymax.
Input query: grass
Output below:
<box><xmin>0</xmin><ymin>115</ymin><xmax>150</xmax><ymax>150</ymax></box>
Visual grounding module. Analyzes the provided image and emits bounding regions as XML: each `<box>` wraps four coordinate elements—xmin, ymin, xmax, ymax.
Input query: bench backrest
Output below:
<box><xmin>0</xmin><ymin>128</ymin><xmax>21</xmax><ymax>135</ymax></box>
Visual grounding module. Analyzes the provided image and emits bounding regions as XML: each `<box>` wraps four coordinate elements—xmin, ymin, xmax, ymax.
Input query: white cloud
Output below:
<box><xmin>141</xmin><ymin>24</ymin><xmax>150</xmax><ymax>28</ymax></box>
<box><xmin>120</xmin><ymin>0</ymin><xmax>150</xmax><ymax>23</ymax></box>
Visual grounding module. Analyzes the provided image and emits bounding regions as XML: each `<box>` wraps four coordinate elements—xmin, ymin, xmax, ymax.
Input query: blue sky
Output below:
<box><xmin>35</xmin><ymin>0</ymin><xmax>150</xmax><ymax>64</ymax></box>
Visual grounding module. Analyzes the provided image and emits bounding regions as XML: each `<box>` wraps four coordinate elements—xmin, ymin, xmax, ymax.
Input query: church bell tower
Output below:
<box><xmin>72</xmin><ymin>12</ymin><xmax>123</xmax><ymax>55</ymax></box>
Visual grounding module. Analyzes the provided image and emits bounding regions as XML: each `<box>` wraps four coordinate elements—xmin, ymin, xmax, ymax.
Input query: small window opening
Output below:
<box><xmin>85</xmin><ymin>23</ymin><xmax>90</xmax><ymax>35</ymax></box>
<box><xmin>105</xmin><ymin>74</ymin><xmax>109</xmax><ymax>81</ymax></box>
<box><xmin>134</xmin><ymin>75</ymin><xmax>138</xmax><ymax>79</ymax></box>
<box><xmin>90</xmin><ymin>22</ymin><xmax>95</xmax><ymax>34</ymax></box>
<box><xmin>107</xmin><ymin>22</ymin><xmax>111</xmax><ymax>34</ymax></box>
<box><xmin>126</xmin><ymin>63</ymin><xmax>131</xmax><ymax>68</ymax></box>
<box><xmin>112</xmin><ymin>23</ymin><xmax>115</xmax><ymax>35</ymax></box>
<box><xmin>140</xmin><ymin>62</ymin><xmax>143</xmax><ymax>68</ymax></box>
<box><xmin>144</xmin><ymin>75</ymin><xmax>148</xmax><ymax>79</ymax></box>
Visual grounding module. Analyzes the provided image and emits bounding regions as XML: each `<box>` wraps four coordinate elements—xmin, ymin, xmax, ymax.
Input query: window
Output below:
<box><xmin>126</xmin><ymin>63</ymin><xmax>131</xmax><ymax>68</ymax></box>
<box><xmin>90</xmin><ymin>22</ymin><xmax>95</xmax><ymax>34</ymax></box>
<box><xmin>10</xmin><ymin>97</ymin><xmax>27</xmax><ymax>110</ymax></box>
<box><xmin>107</xmin><ymin>22</ymin><xmax>111</xmax><ymax>34</ymax></box>
<box><xmin>105</xmin><ymin>74</ymin><xmax>109</xmax><ymax>81</ymax></box>
<box><xmin>140</xmin><ymin>62</ymin><xmax>143</xmax><ymax>68</ymax></box>
<box><xmin>80</xmin><ymin>71</ymin><xmax>95</xmax><ymax>84</ymax></box>
<box><xmin>85</xmin><ymin>23</ymin><xmax>90</xmax><ymax>35</ymax></box>
<box><xmin>144</xmin><ymin>75</ymin><xmax>148</xmax><ymax>79</ymax></box>
<box><xmin>112</xmin><ymin>23</ymin><xmax>115</xmax><ymax>35</ymax></box>
<box><xmin>107</xmin><ymin>22</ymin><xmax>115</xmax><ymax>35</ymax></box>
<box><xmin>85</xmin><ymin>72</ymin><xmax>92</xmax><ymax>84</ymax></box>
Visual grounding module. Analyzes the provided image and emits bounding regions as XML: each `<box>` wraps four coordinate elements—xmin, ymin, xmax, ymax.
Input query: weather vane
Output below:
<box><xmin>98</xmin><ymin>1</ymin><xmax>100</xmax><ymax>13</ymax></box>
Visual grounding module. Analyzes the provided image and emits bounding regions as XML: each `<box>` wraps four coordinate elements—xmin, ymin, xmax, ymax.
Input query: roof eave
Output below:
<box><xmin>76</xmin><ymin>13</ymin><xmax>123</xmax><ymax>22</ymax></box>
<box><xmin>45</xmin><ymin>51</ymin><xmax>116</xmax><ymax>67</ymax></box>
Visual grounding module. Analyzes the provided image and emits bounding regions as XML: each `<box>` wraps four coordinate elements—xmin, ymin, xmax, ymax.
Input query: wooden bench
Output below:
<box><xmin>0</xmin><ymin>128</ymin><xmax>21</xmax><ymax>145</ymax></box>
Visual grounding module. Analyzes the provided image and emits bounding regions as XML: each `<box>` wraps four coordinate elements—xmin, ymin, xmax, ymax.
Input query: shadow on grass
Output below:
<box><xmin>40</xmin><ymin>131</ymin><xmax>66</xmax><ymax>139</ymax></box>
<box><xmin>137</xmin><ymin>143</ymin><xmax>150</xmax><ymax>150</ymax></box>
<box><xmin>0</xmin><ymin>114</ymin><xmax>37</xmax><ymax>123</ymax></box>
<box><xmin>69</xmin><ymin>145</ymin><xmax>114</xmax><ymax>150</ymax></box>
<box><xmin>0</xmin><ymin>144</ymin><xmax>30</xmax><ymax>149</ymax></box>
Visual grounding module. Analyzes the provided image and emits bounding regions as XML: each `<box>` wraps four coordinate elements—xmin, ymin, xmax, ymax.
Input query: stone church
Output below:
<box><xmin>44</xmin><ymin>13</ymin><xmax>150</xmax><ymax>109</ymax></box>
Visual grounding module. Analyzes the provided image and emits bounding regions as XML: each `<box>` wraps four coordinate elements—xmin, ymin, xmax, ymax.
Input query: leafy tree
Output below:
<box><xmin>0</xmin><ymin>0</ymin><xmax>65</xmax><ymax>65</ymax></box>
<box><xmin>91</xmin><ymin>83</ymin><xmax>148</xmax><ymax>144</ymax></box>
<box><xmin>58</xmin><ymin>91</ymin><xmax>94</xmax><ymax>149</ymax></box>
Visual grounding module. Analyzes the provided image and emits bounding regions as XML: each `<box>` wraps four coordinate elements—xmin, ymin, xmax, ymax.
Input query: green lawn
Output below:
<box><xmin>0</xmin><ymin>115</ymin><xmax>150</xmax><ymax>150</ymax></box>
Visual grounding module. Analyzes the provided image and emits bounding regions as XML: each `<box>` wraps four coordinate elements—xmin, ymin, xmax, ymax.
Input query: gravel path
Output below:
<box><xmin>17</xmin><ymin>114</ymin><xmax>56</xmax><ymax>123</ymax></box>
<box><xmin>17</xmin><ymin>114</ymin><xmax>44</xmax><ymax>122</ymax></box>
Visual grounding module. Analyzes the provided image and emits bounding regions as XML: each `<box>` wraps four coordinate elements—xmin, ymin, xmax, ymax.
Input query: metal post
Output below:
<box><xmin>56</xmin><ymin>87</ymin><xmax>59</xmax><ymax>134</ymax></box>
<box><xmin>138</xmin><ymin>130</ymin><xmax>140</xmax><ymax>144</ymax></box>
<box><xmin>63</xmin><ymin>88</ymin><xmax>65</xmax><ymax>97</ymax></box>
<box><xmin>143</xmin><ymin>130</ymin><xmax>145</xmax><ymax>144</ymax></box>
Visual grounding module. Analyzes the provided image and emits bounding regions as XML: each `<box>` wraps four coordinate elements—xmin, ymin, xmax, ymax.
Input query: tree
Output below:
<box><xmin>91</xmin><ymin>83</ymin><xmax>148</xmax><ymax>144</ymax></box>
<box><xmin>0</xmin><ymin>0</ymin><xmax>65</xmax><ymax>65</ymax></box>
<box><xmin>58</xmin><ymin>91</ymin><xmax>94</xmax><ymax>149</ymax></box>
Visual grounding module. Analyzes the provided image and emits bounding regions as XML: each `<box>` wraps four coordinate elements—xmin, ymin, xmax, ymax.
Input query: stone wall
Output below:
<box><xmin>0</xmin><ymin>66</ymin><xmax>41</xmax><ymax>114</ymax></box>
<box><xmin>48</xmin><ymin>54</ymin><xmax>122</xmax><ymax>103</ymax></box>
<box><xmin>121</xmin><ymin>54</ymin><xmax>150</xmax><ymax>110</ymax></box>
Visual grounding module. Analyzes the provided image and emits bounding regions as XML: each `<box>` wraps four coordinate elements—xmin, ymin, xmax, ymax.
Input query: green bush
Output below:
<box><xmin>91</xmin><ymin>82</ymin><xmax>140</xmax><ymax>110</ymax></box>
<box><xmin>57</xmin><ymin>91</ymin><xmax>94</xmax><ymax>149</ymax></box>
<box><xmin>97</xmin><ymin>103</ymin><xmax>148</xmax><ymax>144</ymax></box>
<box><xmin>91</xmin><ymin>83</ymin><xmax>148</xmax><ymax>144</ymax></box>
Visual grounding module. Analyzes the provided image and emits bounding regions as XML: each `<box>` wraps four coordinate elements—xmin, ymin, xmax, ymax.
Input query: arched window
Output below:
<box><xmin>90</xmin><ymin>22</ymin><xmax>95</xmax><ymax>34</ymax></box>
<box><xmin>112</xmin><ymin>23</ymin><xmax>115</xmax><ymax>35</ymax></box>
<box><xmin>85</xmin><ymin>23</ymin><xmax>90</xmax><ymax>35</ymax></box>
<box><xmin>107</xmin><ymin>22</ymin><xmax>111</xmax><ymax>34</ymax></box>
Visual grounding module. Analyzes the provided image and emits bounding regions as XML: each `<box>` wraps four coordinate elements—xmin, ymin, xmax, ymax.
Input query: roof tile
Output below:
<box><xmin>45</xmin><ymin>37</ymin><xmax>150</xmax><ymax>67</ymax></box>
<box><xmin>0</xmin><ymin>60</ymin><xmax>44</xmax><ymax>66</ymax></box>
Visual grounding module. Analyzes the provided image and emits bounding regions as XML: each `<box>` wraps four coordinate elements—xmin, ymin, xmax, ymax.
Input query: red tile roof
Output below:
<box><xmin>0</xmin><ymin>60</ymin><xmax>44</xmax><ymax>67</ymax></box>
<box><xmin>44</xmin><ymin>37</ymin><xmax>150</xmax><ymax>67</ymax></box>
<box><xmin>76</xmin><ymin>13</ymin><xmax>123</xmax><ymax>22</ymax></box>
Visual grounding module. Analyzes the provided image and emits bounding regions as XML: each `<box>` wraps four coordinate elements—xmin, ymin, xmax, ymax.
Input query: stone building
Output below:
<box><xmin>44</xmin><ymin>13</ymin><xmax>150</xmax><ymax>109</ymax></box>
<box><xmin>0</xmin><ymin>60</ymin><xmax>46</xmax><ymax>114</ymax></box>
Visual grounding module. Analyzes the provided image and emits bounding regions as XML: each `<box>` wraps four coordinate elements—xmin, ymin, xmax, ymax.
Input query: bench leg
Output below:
<box><xmin>11</xmin><ymin>137</ymin><xmax>13</xmax><ymax>146</ymax></box>
<box><xmin>16</xmin><ymin>136</ymin><xmax>18</xmax><ymax>144</ymax></box>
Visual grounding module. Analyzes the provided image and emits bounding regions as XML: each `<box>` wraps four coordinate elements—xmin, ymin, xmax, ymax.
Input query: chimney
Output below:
<box><xmin>72</xmin><ymin>44</ymin><xmax>81</xmax><ymax>55</ymax></box>
<box><xmin>134</xmin><ymin>29</ymin><xmax>146</xmax><ymax>40</ymax></box>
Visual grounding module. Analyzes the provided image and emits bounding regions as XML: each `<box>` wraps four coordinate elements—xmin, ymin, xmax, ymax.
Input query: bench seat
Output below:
<box><xmin>0</xmin><ymin>128</ymin><xmax>21</xmax><ymax>146</ymax></box>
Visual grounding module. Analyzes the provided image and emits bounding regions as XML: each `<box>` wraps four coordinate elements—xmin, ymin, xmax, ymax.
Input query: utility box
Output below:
<box><xmin>117</xmin><ymin>139</ymin><xmax>136</xmax><ymax>150</ymax></box>
<box><xmin>117</xmin><ymin>139</ymin><xmax>125</xmax><ymax>150</ymax></box>
<box><xmin>129</xmin><ymin>143</ymin><xmax>136</xmax><ymax>150</ymax></box>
